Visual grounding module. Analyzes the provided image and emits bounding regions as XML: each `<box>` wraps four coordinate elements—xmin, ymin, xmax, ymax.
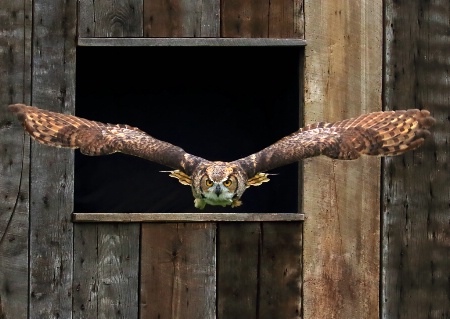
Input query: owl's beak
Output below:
<box><xmin>215</xmin><ymin>184</ymin><xmax>222</xmax><ymax>196</ymax></box>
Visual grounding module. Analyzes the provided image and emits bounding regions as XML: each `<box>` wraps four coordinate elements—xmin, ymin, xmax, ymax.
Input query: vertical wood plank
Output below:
<box><xmin>218</xmin><ymin>223</ymin><xmax>303</xmax><ymax>319</ymax></box>
<box><xmin>217</xmin><ymin>223</ymin><xmax>260</xmax><ymax>318</ymax></box>
<box><xmin>74</xmin><ymin>2</ymin><xmax>143</xmax><ymax>318</ymax></box>
<box><xmin>219</xmin><ymin>2</ymin><xmax>305</xmax><ymax>317</ymax></box>
<box><xmin>0</xmin><ymin>1</ymin><xmax>31</xmax><ymax>318</ymax></box>
<box><xmin>140</xmin><ymin>223</ymin><xmax>216</xmax><ymax>319</ymax></box>
<box><xmin>78</xmin><ymin>0</ymin><xmax>143</xmax><ymax>37</ymax></box>
<box><xmin>144</xmin><ymin>0</ymin><xmax>220</xmax><ymax>37</ymax></box>
<box><xmin>221</xmin><ymin>0</ymin><xmax>269</xmax><ymax>37</ymax></box>
<box><xmin>267</xmin><ymin>0</ymin><xmax>304</xmax><ymax>38</ymax></box>
<box><xmin>140</xmin><ymin>3</ymin><xmax>220</xmax><ymax>318</ymax></box>
<box><xmin>221</xmin><ymin>0</ymin><xmax>304</xmax><ymax>38</ymax></box>
<box><xmin>30</xmin><ymin>1</ymin><xmax>77</xmax><ymax>318</ymax></box>
<box><xmin>303</xmin><ymin>1</ymin><xmax>382</xmax><ymax>318</ymax></box>
<box><xmin>73</xmin><ymin>224</ymin><xmax>140</xmax><ymax>319</ymax></box>
<box><xmin>383</xmin><ymin>1</ymin><xmax>450</xmax><ymax>318</ymax></box>
<box><xmin>259</xmin><ymin>223</ymin><xmax>302</xmax><ymax>319</ymax></box>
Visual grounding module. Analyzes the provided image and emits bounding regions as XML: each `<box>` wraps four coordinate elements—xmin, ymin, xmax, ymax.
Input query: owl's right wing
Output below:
<box><xmin>9</xmin><ymin>104</ymin><xmax>206</xmax><ymax>176</ymax></box>
<box><xmin>233</xmin><ymin>109</ymin><xmax>435</xmax><ymax>179</ymax></box>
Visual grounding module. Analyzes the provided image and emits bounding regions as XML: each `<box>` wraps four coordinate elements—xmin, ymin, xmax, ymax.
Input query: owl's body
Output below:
<box><xmin>9</xmin><ymin>104</ymin><xmax>435</xmax><ymax>209</ymax></box>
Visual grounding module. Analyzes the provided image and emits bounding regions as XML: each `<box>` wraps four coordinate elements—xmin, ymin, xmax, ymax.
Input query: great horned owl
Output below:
<box><xmin>9</xmin><ymin>104</ymin><xmax>435</xmax><ymax>209</ymax></box>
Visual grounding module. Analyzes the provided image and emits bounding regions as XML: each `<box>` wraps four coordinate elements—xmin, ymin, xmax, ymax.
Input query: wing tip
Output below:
<box><xmin>8</xmin><ymin>103</ymin><xmax>31</xmax><ymax>121</ymax></box>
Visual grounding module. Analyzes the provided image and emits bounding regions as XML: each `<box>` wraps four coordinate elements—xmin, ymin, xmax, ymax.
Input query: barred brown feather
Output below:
<box><xmin>233</xmin><ymin>109</ymin><xmax>435</xmax><ymax>177</ymax></box>
<box><xmin>8</xmin><ymin>104</ymin><xmax>435</xmax><ymax>209</ymax></box>
<box><xmin>8</xmin><ymin>104</ymin><xmax>205</xmax><ymax>175</ymax></box>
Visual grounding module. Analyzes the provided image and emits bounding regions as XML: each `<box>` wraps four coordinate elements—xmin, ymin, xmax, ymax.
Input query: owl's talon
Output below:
<box><xmin>231</xmin><ymin>199</ymin><xmax>242</xmax><ymax>208</ymax></box>
<box><xmin>194</xmin><ymin>198</ymin><xmax>206</xmax><ymax>210</ymax></box>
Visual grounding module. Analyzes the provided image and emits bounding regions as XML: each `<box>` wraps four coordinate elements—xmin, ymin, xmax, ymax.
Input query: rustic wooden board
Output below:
<box><xmin>0</xmin><ymin>1</ymin><xmax>31</xmax><ymax>318</ymax></box>
<box><xmin>74</xmin><ymin>2</ymin><xmax>143</xmax><ymax>318</ymax></box>
<box><xmin>218</xmin><ymin>2</ymin><xmax>305</xmax><ymax>318</ymax></box>
<box><xmin>217</xmin><ymin>222</ymin><xmax>302</xmax><ymax>318</ymax></box>
<box><xmin>73</xmin><ymin>224</ymin><xmax>140</xmax><ymax>319</ymax></box>
<box><xmin>259</xmin><ymin>223</ymin><xmax>302</xmax><ymax>318</ymax></box>
<box><xmin>78</xmin><ymin>0</ymin><xmax>143</xmax><ymax>37</ymax></box>
<box><xmin>221</xmin><ymin>0</ymin><xmax>304</xmax><ymax>38</ymax></box>
<box><xmin>77</xmin><ymin>37</ymin><xmax>306</xmax><ymax>46</ymax></box>
<box><xmin>29</xmin><ymin>1</ymin><xmax>77</xmax><ymax>317</ymax></box>
<box><xmin>217</xmin><ymin>223</ymin><xmax>260</xmax><ymax>317</ymax></box>
<box><xmin>140</xmin><ymin>223</ymin><xmax>216</xmax><ymax>318</ymax></box>
<box><xmin>303</xmin><ymin>1</ymin><xmax>382</xmax><ymax>318</ymax></box>
<box><xmin>382</xmin><ymin>1</ymin><xmax>450</xmax><ymax>318</ymax></box>
<box><xmin>73</xmin><ymin>212</ymin><xmax>304</xmax><ymax>222</ymax></box>
<box><xmin>138</xmin><ymin>3</ymin><xmax>220</xmax><ymax>318</ymax></box>
<box><xmin>143</xmin><ymin>0</ymin><xmax>219</xmax><ymax>37</ymax></box>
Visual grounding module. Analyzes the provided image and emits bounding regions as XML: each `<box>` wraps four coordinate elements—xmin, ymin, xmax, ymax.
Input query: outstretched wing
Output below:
<box><xmin>233</xmin><ymin>109</ymin><xmax>435</xmax><ymax>178</ymax></box>
<box><xmin>9</xmin><ymin>104</ymin><xmax>206</xmax><ymax>175</ymax></box>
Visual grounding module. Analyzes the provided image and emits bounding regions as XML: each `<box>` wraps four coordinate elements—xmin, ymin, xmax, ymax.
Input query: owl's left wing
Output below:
<box><xmin>233</xmin><ymin>109</ymin><xmax>435</xmax><ymax>178</ymax></box>
<box><xmin>9</xmin><ymin>104</ymin><xmax>205</xmax><ymax>175</ymax></box>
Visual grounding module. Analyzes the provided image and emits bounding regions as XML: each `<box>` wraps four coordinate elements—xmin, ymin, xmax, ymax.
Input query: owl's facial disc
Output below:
<box><xmin>199</xmin><ymin>174</ymin><xmax>237</xmax><ymax>207</ymax></box>
<box><xmin>192</xmin><ymin>162</ymin><xmax>248</xmax><ymax>209</ymax></box>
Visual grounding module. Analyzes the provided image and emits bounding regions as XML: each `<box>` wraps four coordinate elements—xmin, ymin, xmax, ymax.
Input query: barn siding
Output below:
<box><xmin>1</xmin><ymin>0</ymin><xmax>447</xmax><ymax>318</ymax></box>
<box><xmin>0</xmin><ymin>1</ymin><xmax>31</xmax><ymax>318</ymax></box>
<box><xmin>79</xmin><ymin>0</ymin><xmax>143</xmax><ymax>37</ymax></box>
<box><xmin>382</xmin><ymin>1</ymin><xmax>450</xmax><ymax>318</ymax></box>
<box><xmin>303</xmin><ymin>1</ymin><xmax>382</xmax><ymax>318</ymax></box>
<box><xmin>139</xmin><ymin>2</ymin><xmax>219</xmax><ymax>318</ymax></box>
<box><xmin>144</xmin><ymin>0</ymin><xmax>220</xmax><ymax>37</ymax></box>
<box><xmin>28</xmin><ymin>1</ymin><xmax>77</xmax><ymax>318</ymax></box>
<box><xmin>75</xmin><ymin>2</ymin><xmax>143</xmax><ymax>318</ymax></box>
<box><xmin>218</xmin><ymin>2</ymin><xmax>304</xmax><ymax>318</ymax></box>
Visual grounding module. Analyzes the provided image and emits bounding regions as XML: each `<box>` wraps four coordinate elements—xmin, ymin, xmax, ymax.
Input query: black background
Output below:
<box><xmin>75</xmin><ymin>46</ymin><xmax>300</xmax><ymax>213</ymax></box>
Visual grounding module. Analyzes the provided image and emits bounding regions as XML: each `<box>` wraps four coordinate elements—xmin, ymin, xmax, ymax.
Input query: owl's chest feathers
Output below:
<box><xmin>193</xmin><ymin>192</ymin><xmax>242</xmax><ymax>210</ymax></box>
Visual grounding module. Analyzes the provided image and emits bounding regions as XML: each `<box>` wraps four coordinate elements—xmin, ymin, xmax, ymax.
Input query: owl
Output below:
<box><xmin>8</xmin><ymin>104</ymin><xmax>435</xmax><ymax>209</ymax></box>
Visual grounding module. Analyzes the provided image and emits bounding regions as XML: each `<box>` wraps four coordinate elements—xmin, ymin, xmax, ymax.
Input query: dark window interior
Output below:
<box><xmin>75</xmin><ymin>46</ymin><xmax>301</xmax><ymax>213</ymax></box>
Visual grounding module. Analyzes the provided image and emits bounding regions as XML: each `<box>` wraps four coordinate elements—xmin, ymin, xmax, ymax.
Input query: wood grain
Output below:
<box><xmin>259</xmin><ymin>223</ymin><xmax>302</xmax><ymax>318</ymax></box>
<box><xmin>74</xmin><ymin>2</ymin><xmax>143</xmax><ymax>317</ymax></box>
<box><xmin>0</xmin><ymin>1</ymin><xmax>31</xmax><ymax>318</ymax></box>
<box><xmin>217</xmin><ymin>223</ymin><xmax>260</xmax><ymax>318</ymax></box>
<box><xmin>383</xmin><ymin>1</ymin><xmax>450</xmax><ymax>318</ymax></box>
<box><xmin>140</xmin><ymin>223</ymin><xmax>216</xmax><ymax>318</ymax></box>
<box><xmin>303</xmin><ymin>1</ymin><xmax>382</xmax><ymax>318</ymax></box>
<box><xmin>144</xmin><ymin>0</ymin><xmax>220</xmax><ymax>37</ymax></box>
<box><xmin>72</xmin><ymin>212</ymin><xmax>304</xmax><ymax>222</ymax></box>
<box><xmin>73</xmin><ymin>224</ymin><xmax>139</xmax><ymax>319</ymax></box>
<box><xmin>217</xmin><ymin>223</ymin><xmax>303</xmax><ymax>319</ymax></box>
<box><xmin>139</xmin><ymin>3</ymin><xmax>220</xmax><ymax>318</ymax></box>
<box><xmin>221</xmin><ymin>0</ymin><xmax>304</xmax><ymax>38</ymax></box>
<box><xmin>218</xmin><ymin>2</ymin><xmax>305</xmax><ymax>317</ymax></box>
<box><xmin>29</xmin><ymin>1</ymin><xmax>77</xmax><ymax>318</ymax></box>
<box><xmin>77</xmin><ymin>37</ymin><xmax>307</xmax><ymax>47</ymax></box>
<box><xmin>79</xmin><ymin>0</ymin><xmax>143</xmax><ymax>37</ymax></box>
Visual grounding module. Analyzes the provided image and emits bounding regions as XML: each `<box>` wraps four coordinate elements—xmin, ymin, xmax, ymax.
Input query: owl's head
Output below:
<box><xmin>191</xmin><ymin>161</ymin><xmax>248</xmax><ymax>210</ymax></box>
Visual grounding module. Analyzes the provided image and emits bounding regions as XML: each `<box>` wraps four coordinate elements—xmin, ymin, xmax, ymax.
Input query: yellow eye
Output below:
<box><xmin>205</xmin><ymin>179</ymin><xmax>214</xmax><ymax>187</ymax></box>
<box><xmin>223</xmin><ymin>179</ymin><xmax>232</xmax><ymax>187</ymax></box>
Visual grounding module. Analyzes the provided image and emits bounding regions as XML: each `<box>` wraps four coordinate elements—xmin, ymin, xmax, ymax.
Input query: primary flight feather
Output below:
<box><xmin>9</xmin><ymin>104</ymin><xmax>435</xmax><ymax>209</ymax></box>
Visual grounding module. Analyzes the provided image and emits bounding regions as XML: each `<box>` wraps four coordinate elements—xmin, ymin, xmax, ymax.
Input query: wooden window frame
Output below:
<box><xmin>73</xmin><ymin>37</ymin><xmax>306</xmax><ymax>223</ymax></box>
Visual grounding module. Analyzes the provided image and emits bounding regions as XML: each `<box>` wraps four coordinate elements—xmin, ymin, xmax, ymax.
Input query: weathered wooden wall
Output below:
<box><xmin>382</xmin><ymin>1</ymin><xmax>450</xmax><ymax>318</ymax></box>
<box><xmin>74</xmin><ymin>3</ymin><xmax>142</xmax><ymax>319</ymax></box>
<box><xmin>303</xmin><ymin>1</ymin><xmax>382</xmax><ymax>319</ymax></box>
<box><xmin>30</xmin><ymin>1</ymin><xmax>77</xmax><ymax>318</ymax></box>
<box><xmin>0</xmin><ymin>1</ymin><xmax>31</xmax><ymax>318</ymax></box>
<box><xmin>1</xmin><ymin>0</ymin><xmax>448</xmax><ymax>318</ymax></box>
<box><xmin>76</xmin><ymin>1</ymin><xmax>305</xmax><ymax>318</ymax></box>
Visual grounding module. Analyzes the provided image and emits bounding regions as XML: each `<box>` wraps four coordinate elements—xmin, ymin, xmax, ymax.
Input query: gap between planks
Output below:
<box><xmin>72</xmin><ymin>212</ymin><xmax>305</xmax><ymax>223</ymax></box>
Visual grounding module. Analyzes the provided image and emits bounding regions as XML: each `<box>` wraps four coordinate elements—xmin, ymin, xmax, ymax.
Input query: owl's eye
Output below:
<box><xmin>223</xmin><ymin>179</ymin><xmax>232</xmax><ymax>187</ymax></box>
<box><xmin>205</xmin><ymin>179</ymin><xmax>214</xmax><ymax>187</ymax></box>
